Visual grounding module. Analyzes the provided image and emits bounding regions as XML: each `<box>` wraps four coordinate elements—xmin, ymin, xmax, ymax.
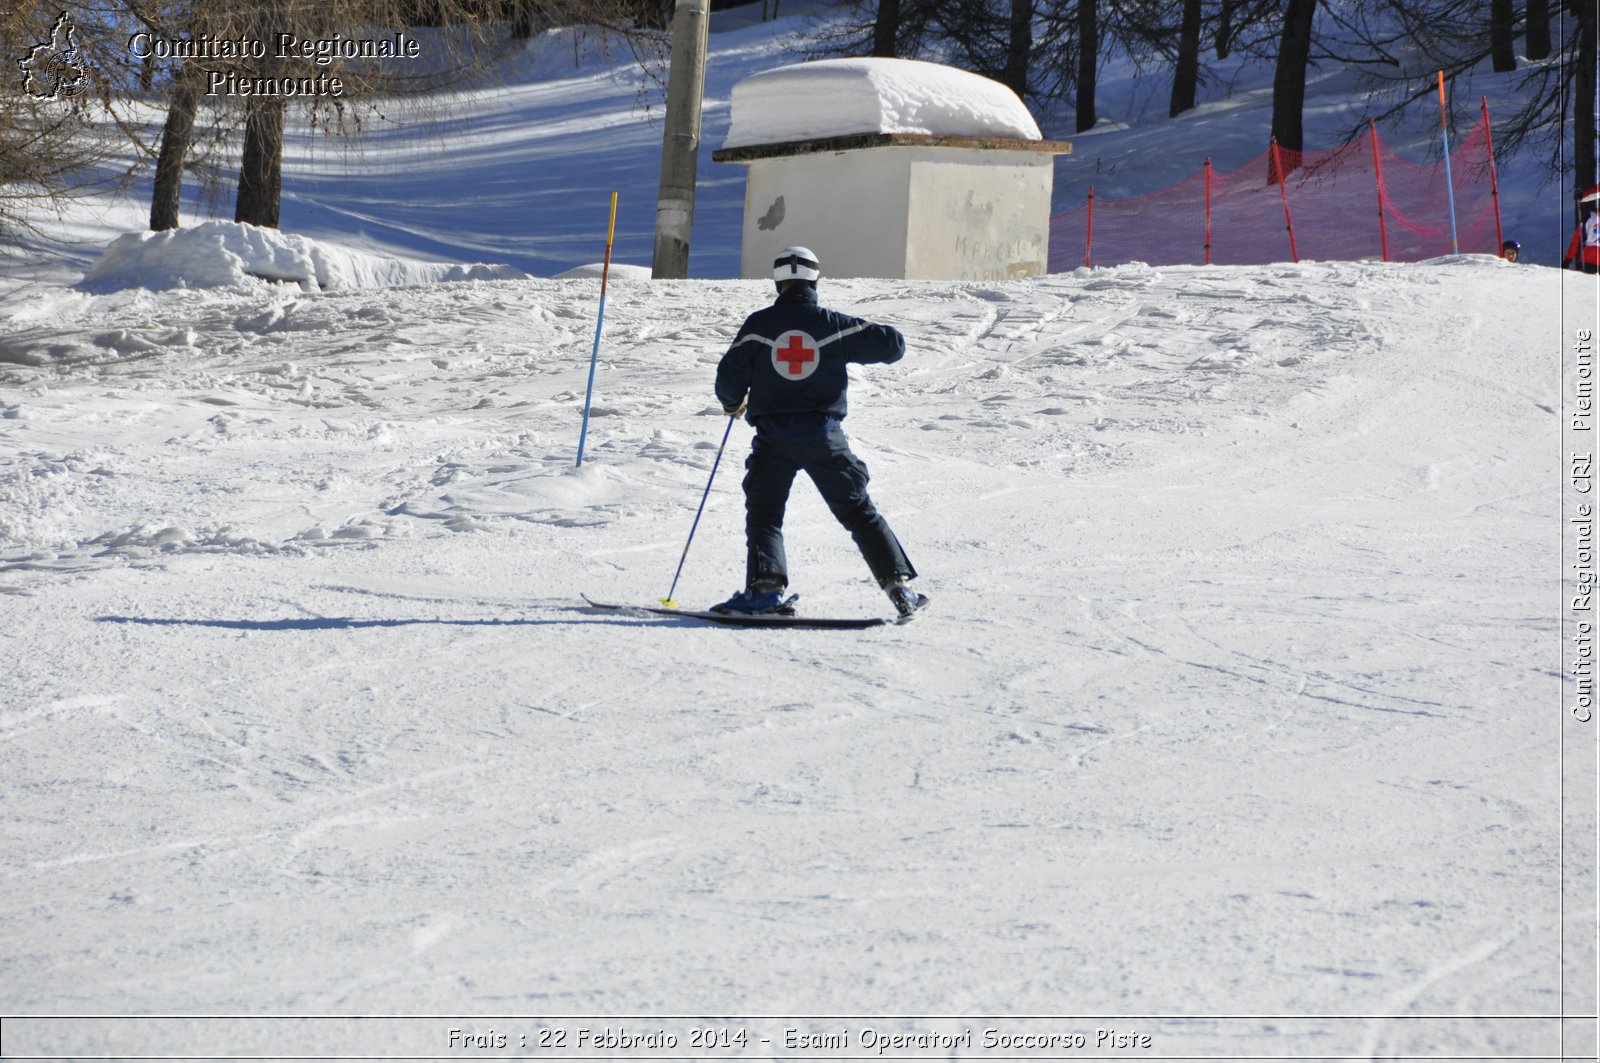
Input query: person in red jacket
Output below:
<box><xmin>1565</xmin><ymin>184</ymin><xmax>1600</xmax><ymax>272</ymax></box>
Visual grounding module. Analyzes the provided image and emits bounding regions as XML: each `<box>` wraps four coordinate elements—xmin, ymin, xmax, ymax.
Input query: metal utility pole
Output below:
<box><xmin>652</xmin><ymin>0</ymin><xmax>710</xmax><ymax>279</ymax></box>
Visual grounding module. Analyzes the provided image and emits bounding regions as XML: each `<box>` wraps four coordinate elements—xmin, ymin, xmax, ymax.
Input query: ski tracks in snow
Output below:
<box><xmin>0</xmin><ymin>260</ymin><xmax>1573</xmax><ymax>1031</ymax></box>
<box><xmin>0</xmin><ymin>265</ymin><xmax>1391</xmax><ymax>580</ymax></box>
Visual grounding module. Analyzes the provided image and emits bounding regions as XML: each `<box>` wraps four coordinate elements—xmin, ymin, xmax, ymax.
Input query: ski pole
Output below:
<box><xmin>576</xmin><ymin>191</ymin><xmax>619</xmax><ymax>467</ymax></box>
<box><xmin>661</xmin><ymin>412</ymin><xmax>738</xmax><ymax>607</ymax></box>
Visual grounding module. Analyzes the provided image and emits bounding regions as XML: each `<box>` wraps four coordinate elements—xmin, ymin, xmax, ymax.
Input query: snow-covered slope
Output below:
<box><xmin>1</xmin><ymin>1</ymin><xmax>1593</xmax><ymax>1057</ymax></box>
<box><xmin>1</xmin><ymin>252</ymin><xmax>1588</xmax><ymax>1057</ymax></box>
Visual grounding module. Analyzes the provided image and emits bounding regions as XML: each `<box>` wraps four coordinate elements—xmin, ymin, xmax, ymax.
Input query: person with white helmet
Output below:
<box><xmin>711</xmin><ymin>245</ymin><xmax>925</xmax><ymax>618</ymax></box>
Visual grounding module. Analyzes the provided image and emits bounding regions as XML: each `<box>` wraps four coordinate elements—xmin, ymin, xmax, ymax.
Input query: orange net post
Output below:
<box><xmin>1085</xmin><ymin>186</ymin><xmax>1093</xmax><ymax>268</ymax></box>
<box><xmin>1272</xmin><ymin>139</ymin><xmax>1300</xmax><ymax>263</ymax></box>
<box><xmin>1482</xmin><ymin>96</ymin><xmax>1504</xmax><ymax>252</ymax></box>
<box><xmin>1370</xmin><ymin>121</ymin><xmax>1390</xmax><ymax>262</ymax></box>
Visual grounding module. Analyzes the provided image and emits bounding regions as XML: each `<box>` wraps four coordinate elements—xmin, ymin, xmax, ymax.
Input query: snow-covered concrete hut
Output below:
<box><xmin>711</xmin><ymin>58</ymin><xmax>1071</xmax><ymax>281</ymax></box>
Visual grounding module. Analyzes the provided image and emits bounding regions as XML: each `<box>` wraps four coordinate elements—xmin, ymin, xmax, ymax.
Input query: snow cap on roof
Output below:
<box><xmin>720</xmin><ymin>57</ymin><xmax>1043</xmax><ymax>151</ymax></box>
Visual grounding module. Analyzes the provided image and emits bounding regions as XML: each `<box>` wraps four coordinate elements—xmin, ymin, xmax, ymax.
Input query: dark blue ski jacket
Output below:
<box><xmin>716</xmin><ymin>285</ymin><xmax>904</xmax><ymax>434</ymax></box>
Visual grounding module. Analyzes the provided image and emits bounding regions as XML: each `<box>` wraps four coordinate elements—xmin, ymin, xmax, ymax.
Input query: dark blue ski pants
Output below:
<box><xmin>742</xmin><ymin>426</ymin><xmax>914</xmax><ymax>590</ymax></box>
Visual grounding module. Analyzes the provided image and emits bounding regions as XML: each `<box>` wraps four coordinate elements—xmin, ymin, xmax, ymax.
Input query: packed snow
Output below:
<box><xmin>2</xmin><ymin>250</ymin><xmax>1591</xmax><ymax>1057</ymax></box>
<box><xmin>720</xmin><ymin>58</ymin><xmax>1043</xmax><ymax>150</ymax></box>
<box><xmin>0</xmin><ymin>0</ymin><xmax>1594</xmax><ymax>1059</ymax></box>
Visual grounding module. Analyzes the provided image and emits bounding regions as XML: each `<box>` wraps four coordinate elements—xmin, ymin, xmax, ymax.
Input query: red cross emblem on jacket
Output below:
<box><xmin>772</xmin><ymin>330</ymin><xmax>820</xmax><ymax>380</ymax></box>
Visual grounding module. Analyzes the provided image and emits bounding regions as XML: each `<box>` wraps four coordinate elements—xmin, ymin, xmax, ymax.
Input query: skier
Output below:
<box><xmin>1563</xmin><ymin>185</ymin><xmax>1600</xmax><ymax>273</ymax></box>
<box><xmin>711</xmin><ymin>246</ymin><xmax>925</xmax><ymax>618</ymax></box>
<box><xmin>1500</xmin><ymin>239</ymin><xmax>1519</xmax><ymax>263</ymax></box>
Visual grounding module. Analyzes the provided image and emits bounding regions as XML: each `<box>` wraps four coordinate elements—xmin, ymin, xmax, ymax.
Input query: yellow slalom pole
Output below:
<box><xmin>576</xmin><ymin>192</ymin><xmax>619</xmax><ymax>466</ymax></box>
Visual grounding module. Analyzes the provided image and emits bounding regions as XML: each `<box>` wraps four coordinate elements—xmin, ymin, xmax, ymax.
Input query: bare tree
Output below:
<box><xmin>1169</xmin><ymin>0</ymin><xmax>1202</xmax><ymax>117</ymax></box>
<box><xmin>1342</xmin><ymin>0</ymin><xmax>1594</xmax><ymax>209</ymax></box>
<box><xmin>1108</xmin><ymin>0</ymin><xmax>1281</xmax><ymax>121</ymax></box>
<box><xmin>872</xmin><ymin>0</ymin><xmax>901</xmax><ymax>56</ymax></box>
<box><xmin>1489</xmin><ymin>0</ymin><xmax>1517</xmax><ymax>71</ymax></box>
<box><xmin>812</xmin><ymin>0</ymin><xmax>1284</xmax><ymax>142</ymax></box>
<box><xmin>1208</xmin><ymin>0</ymin><xmax>1284</xmax><ymax>64</ymax></box>
<box><xmin>1003</xmin><ymin>0</ymin><xmax>1034</xmax><ymax>97</ymax></box>
<box><xmin>234</xmin><ymin>99</ymin><xmax>285</xmax><ymax>226</ymax></box>
<box><xmin>1526</xmin><ymin>0</ymin><xmax>1551</xmax><ymax>59</ymax></box>
<box><xmin>149</xmin><ymin>63</ymin><xmax>204</xmax><ymax>230</ymax></box>
<box><xmin>811</xmin><ymin>0</ymin><xmax>1036</xmax><ymax>97</ymax></box>
<box><xmin>808</xmin><ymin>0</ymin><xmax>921</xmax><ymax>63</ymax></box>
<box><xmin>231</xmin><ymin>0</ymin><xmax>287</xmax><ymax>226</ymax></box>
<box><xmin>1074</xmin><ymin>0</ymin><xmax>1097</xmax><ymax>131</ymax></box>
<box><xmin>1217</xmin><ymin>0</ymin><xmax>1236</xmax><ymax>58</ymax></box>
<box><xmin>1364</xmin><ymin>0</ymin><xmax>1587</xmax><ymax>233</ymax></box>
<box><xmin>129</xmin><ymin>0</ymin><xmax>668</xmax><ymax>231</ymax></box>
<box><xmin>1270</xmin><ymin>0</ymin><xmax>1318</xmax><ymax>151</ymax></box>
<box><xmin>1</xmin><ymin>2</ymin><xmax>144</xmax><ymax>243</ymax></box>
<box><xmin>1570</xmin><ymin>0</ymin><xmax>1596</xmax><ymax>212</ymax></box>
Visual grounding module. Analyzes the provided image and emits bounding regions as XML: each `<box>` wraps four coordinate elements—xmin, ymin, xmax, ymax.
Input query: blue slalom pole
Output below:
<box><xmin>1437</xmin><ymin>71</ymin><xmax>1459</xmax><ymax>254</ymax></box>
<box><xmin>576</xmin><ymin>192</ymin><xmax>619</xmax><ymax>467</ymax></box>
<box><xmin>661</xmin><ymin>413</ymin><xmax>738</xmax><ymax>607</ymax></box>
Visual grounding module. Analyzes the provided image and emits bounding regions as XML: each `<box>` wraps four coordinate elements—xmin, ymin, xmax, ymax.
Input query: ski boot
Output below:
<box><xmin>711</xmin><ymin>580</ymin><xmax>797</xmax><ymax>616</ymax></box>
<box><xmin>884</xmin><ymin>580</ymin><xmax>928</xmax><ymax>620</ymax></box>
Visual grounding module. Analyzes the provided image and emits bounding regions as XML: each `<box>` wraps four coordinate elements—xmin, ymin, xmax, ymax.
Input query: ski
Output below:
<box><xmin>581</xmin><ymin>594</ymin><xmax>920</xmax><ymax>629</ymax></box>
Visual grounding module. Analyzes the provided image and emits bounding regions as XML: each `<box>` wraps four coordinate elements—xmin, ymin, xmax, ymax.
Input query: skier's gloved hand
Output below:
<box><xmin>724</xmin><ymin>399</ymin><xmax>748</xmax><ymax>418</ymax></box>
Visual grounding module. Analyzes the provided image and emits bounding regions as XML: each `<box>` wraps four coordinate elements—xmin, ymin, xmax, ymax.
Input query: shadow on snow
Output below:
<box><xmin>94</xmin><ymin>611</ymin><xmax>662</xmax><ymax>631</ymax></box>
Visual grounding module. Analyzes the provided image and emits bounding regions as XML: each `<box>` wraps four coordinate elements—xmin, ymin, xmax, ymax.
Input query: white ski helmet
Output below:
<box><xmin>773</xmin><ymin>246</ymin><xmax>821</xmax><ymax>283</ymax></box>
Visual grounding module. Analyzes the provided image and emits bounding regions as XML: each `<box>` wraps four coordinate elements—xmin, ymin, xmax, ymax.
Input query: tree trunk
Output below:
<box><xmin>234</xmin><ymin>97</ymin><xmax>285</xmax><ymax>228</ymax></box>
<box><xmin>150</xmin><ymin>63</ymin><xmax>204</xmax><ymax>231</ymax></box>
<box><xmin>1217</xmin><ymin>0</ymin><xmax>1234</xmax><ymax>59</ymax></box>
<box><xmin>1075</xmin><ymin>0</ymin><xmax>1098</xmax><ymax>133</ymax></box>
<box><xmin>1525</xmin><ymin>0</ymin><xmax>1550</xmax><ymax>61</ymax></box>
<box><xmin>872</xmin><ymin>0</ymin><xmax>901</xmax><ymax>57</ymax></box>
<box><xmin>1002</xmin><ymin>0</ymin><xmax>1033</xmax><ymax>97</ymax></box>
<box><xmin>1170</xmin><ymin>0</ymin><xmax>1203</xmax><ymax>117</ymax></box>
<box><xmin>1269</xmin><ymin>0</ymin><xmax>1317</xmax><ymax>152</ymax></box>
<box><xmin>1489</xmin><ymin>0</ymin><xmax>1516</xmax><ymax>71</ymax></box>
<box><xmin>1575</xmin><ymin>0</ymin><xmax>1597</xmax><ymax>216</ymax></box>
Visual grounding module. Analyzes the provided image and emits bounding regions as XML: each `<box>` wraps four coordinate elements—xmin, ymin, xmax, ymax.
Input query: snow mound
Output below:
<box><xmin>552</xmin><ymin>262</ymin><xmax>654</xmax><ymax>282</ymax></box>
<box><xmin>721</xmin><ymin>58</ymin><xmax>1042</xmax><ymax>150</ymax></box>
<box><xmin>78</xmin><ymin>221</ymin><xmax>525</xmax><ymax>294</ymax></box>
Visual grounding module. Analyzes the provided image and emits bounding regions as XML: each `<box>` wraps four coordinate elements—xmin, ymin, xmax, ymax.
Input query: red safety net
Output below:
<box><xmin>1048</xmin><ymin>112</ymin><xmax>1501</xmax><ymax>270</ymax></box>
